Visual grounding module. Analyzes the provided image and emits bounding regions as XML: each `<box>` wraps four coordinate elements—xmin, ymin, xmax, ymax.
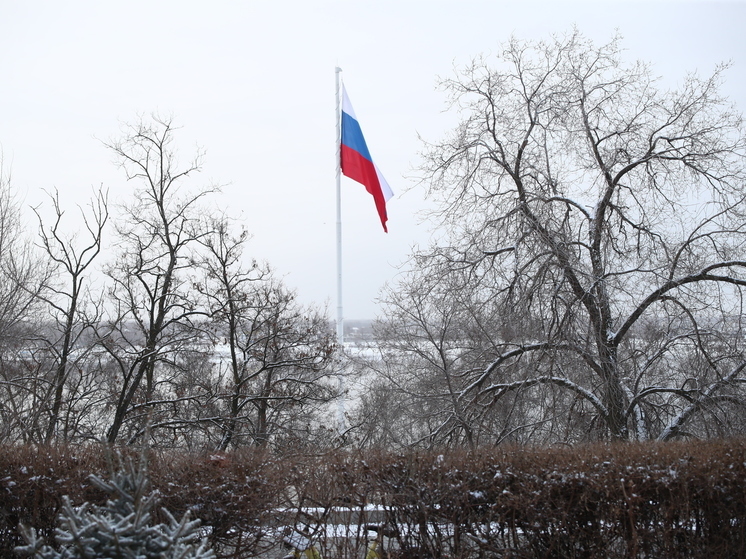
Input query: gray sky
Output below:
<box><xmin>1</xmin><ymin>0</ymin><xmax>745</xmax><ymax>319</ymax></box>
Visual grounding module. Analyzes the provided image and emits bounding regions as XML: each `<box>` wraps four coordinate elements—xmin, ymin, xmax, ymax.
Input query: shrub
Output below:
<box><xmin>15</xmin><ymin>451</ymin><xmax>215</xmax><ymax>559</ymax></box>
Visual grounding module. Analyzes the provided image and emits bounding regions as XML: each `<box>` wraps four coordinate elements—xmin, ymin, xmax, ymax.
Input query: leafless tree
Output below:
<box><xmin>382</xmin><ymin>32</ymin><xmax>746</xmax><ymax>443</ymax></box>
<box><xmin>101</xmin><ymin>115</ymin><xmax>215</xmax><ymax>444</ymax></box>
<box><xmin>33</xmin><ymin>188</ymin><xmax>108</xmax><ymax>443</ymax></box>
<box><xmin>193</xmin><ymin>216</ymin><xmax>268</xmax><ymax>449</ymax></box>
<box><xmin>194</xmin><ymin>217</ymin><xmax>338</xmax><ymax>450</ymax></box>
<box><xmin>360</xmin><ymin>270</ymin><xmax>483</xmax><ymax>449</ymax></box>
<box><xmin>0</xmin><ymin>164</ymin><xmax>49</xmax><ymax>351</ymax></box>
<box><xmin>0</xmin><ymin>164</ymin><xmax>52</xmax><ymax>442</ymax></box>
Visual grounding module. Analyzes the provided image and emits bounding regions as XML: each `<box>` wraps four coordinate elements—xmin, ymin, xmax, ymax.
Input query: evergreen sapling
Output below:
<box><xmin>16</xmin><ymin>453</ymin><xmax>215</xmax><ymax>559</ymax></box>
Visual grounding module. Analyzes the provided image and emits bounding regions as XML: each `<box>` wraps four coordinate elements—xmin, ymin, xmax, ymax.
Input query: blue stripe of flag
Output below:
<box><xmin>341</xmin><ymin>111</ymin><xmax>372</xmax><ymax>162</ymax></box>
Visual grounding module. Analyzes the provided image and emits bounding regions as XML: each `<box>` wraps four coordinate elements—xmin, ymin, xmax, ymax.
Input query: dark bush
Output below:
<box><xmin>1</xmin><ymin>441</ymin><xmax>745</xmax><ymax>558</ymax></box>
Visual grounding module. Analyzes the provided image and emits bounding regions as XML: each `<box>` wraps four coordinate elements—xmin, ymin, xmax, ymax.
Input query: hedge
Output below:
<box><xmin>1</xmin><ymin>441</ymin><xmax>745</xmax><ymax>558</ymax></box>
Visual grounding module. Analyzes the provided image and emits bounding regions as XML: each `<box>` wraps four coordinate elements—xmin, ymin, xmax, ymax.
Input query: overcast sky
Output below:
<box><xmin>1</xmin><ymin>0</ymin><xmax>745</xmax><ymax>319</ymax></box>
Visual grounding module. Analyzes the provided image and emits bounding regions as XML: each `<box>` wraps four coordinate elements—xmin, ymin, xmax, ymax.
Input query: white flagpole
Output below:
<box><xmin>335</xmin><ymin>66</ymin><xmax>346</xmax><ymax>433</ymax></box>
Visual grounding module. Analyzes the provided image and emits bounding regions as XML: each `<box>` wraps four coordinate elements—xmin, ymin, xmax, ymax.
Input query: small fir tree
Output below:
<box><xmin>16</xmin><ymin>453</ymin><xmax>215</xmax><ymax>559</ymax></box>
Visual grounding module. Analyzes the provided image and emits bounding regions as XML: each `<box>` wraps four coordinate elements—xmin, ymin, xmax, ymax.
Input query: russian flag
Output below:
<box><xmin>340</xmin><ymin>86</ymin><xmax>394</xmax><ymax>232</ymax></box>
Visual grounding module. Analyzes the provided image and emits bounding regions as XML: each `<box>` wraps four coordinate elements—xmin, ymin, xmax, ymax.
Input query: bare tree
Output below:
<box><xmin>0</xmin><ymin>164</ymin><xmax>49</xmax><ymax>350</ymax></box>
<box><xmin>34</xmin><ymin>188</ymin><xmax>108</xmax><ymax>443</ymax></box>
<box><xmin>361</xmin><ymin>270</ymin><xmax>482</xmax><ymax>449</ymax></box>
<box><xmin>102</xmin><ymin>115</ymin><xmax>215</xmax><ymax>444</ymax></box>
<box><xmin>0</xmin><ymin>164</ymin><xmax>52</xmax><ymax>442</ymax></box>
<box><xmin>234</xmin><ymin>281</ymin><xmax>337</xmax><ymax>450</ymax></box>
<box><xmin>386</xmin><ymin>32</ymin><xmax>746</xmax><ymax>443</ymax></box>
<box><xmin>193</xmin><ymin>216</ymin><xmax>268</xmax><ymax>449</ymax></box>
<box><xmin>195</xmin><ymin>216</ymin><xmax>337</xmax><ymax>450</ymax></box>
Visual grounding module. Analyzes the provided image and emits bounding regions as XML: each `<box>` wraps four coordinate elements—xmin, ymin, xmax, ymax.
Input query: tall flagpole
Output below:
<box><xmin>335</xmin><ymin>67</ymin><xmax>343</xmax><ymax>352</ymax></box>
<box><xmin>335</xmin><ymin>66</ymin><xmax>346</xmax><ymax>433</ymax></box>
